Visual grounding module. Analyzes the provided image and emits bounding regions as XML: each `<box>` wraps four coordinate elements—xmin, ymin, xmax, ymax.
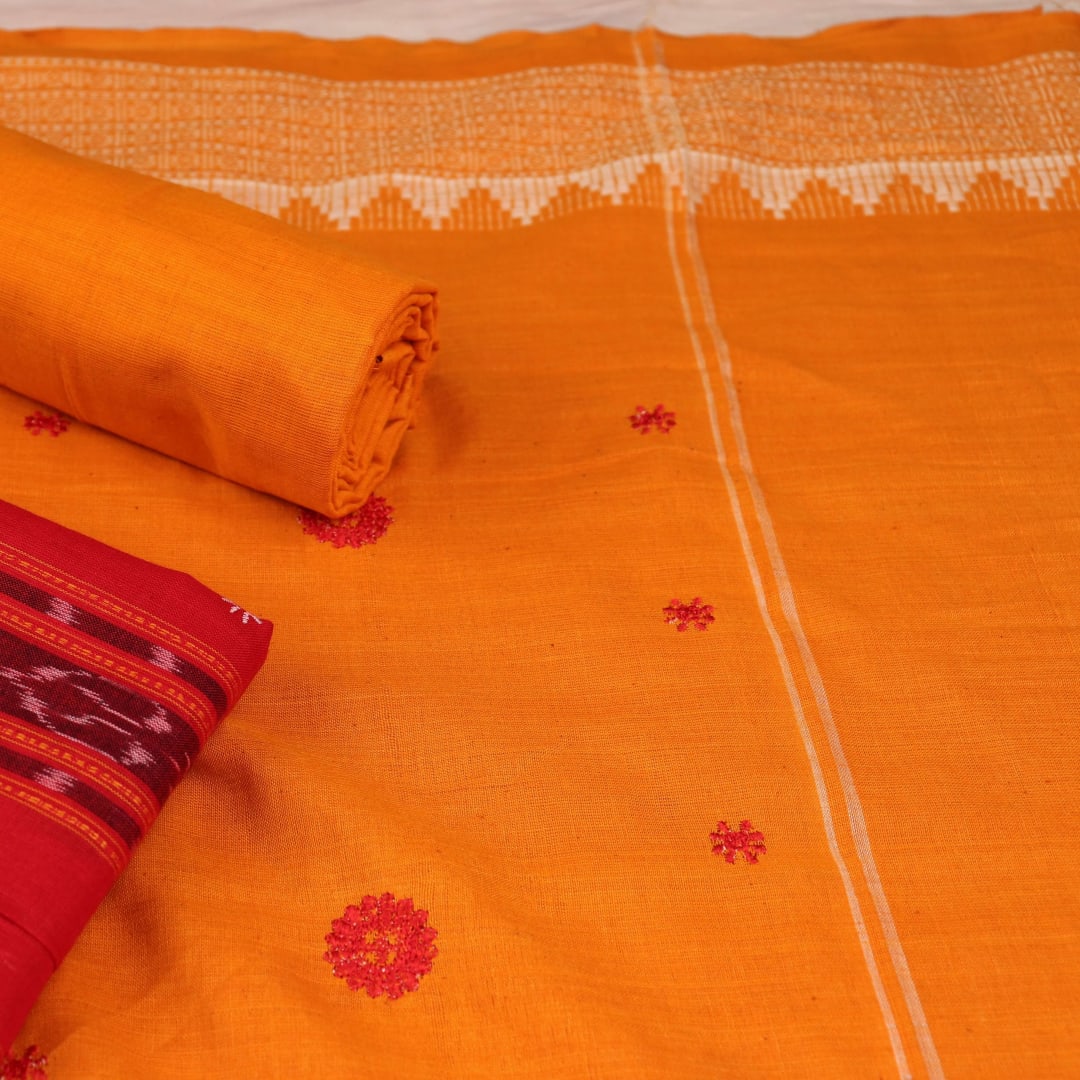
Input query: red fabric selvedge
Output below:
<box><xmin>0</xmin><ymin>498</ymin><xmax>273</xmax><ymax>1053</ymax></box>
<box><xmin>0</xmin><ymin>794</ymin><xmax>114</xmax><ymax>1049</ymax></box>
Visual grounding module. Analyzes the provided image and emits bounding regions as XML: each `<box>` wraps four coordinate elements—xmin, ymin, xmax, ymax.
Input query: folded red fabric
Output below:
<box><xmin>0</xmin><ymin>500</ymin><xmax>272</xmax><ymax>1050</ymax></box>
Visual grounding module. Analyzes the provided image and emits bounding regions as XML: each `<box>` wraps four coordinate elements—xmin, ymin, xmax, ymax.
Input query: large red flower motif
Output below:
<box><xmin>1</xmin><ymin>1046</ymin><xmax>48</xmax><ymax>1080</ymax></box>
<box><xmin>299</xmin><ymin>496</ymin><xmax>394</xmax><ymax>549</ymax></box>
<box><xmin>710</xmin><ymin>820</ymin><xmax>767</xmax><ymax>864</ymax></box>
<box><xmin>324</xmin><ymin>893</ymin><xmax>438</xmax><ymax>1000</ymax></box>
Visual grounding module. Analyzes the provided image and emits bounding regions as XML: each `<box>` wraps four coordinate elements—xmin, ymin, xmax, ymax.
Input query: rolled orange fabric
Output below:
<box><xmin>0</xmin><ymin>124</ymin><xmax>437</xmax><ymax>517</ymax></box>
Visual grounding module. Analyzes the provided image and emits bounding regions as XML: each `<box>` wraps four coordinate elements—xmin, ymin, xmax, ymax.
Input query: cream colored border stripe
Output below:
<box><xmin>632</xmin><ymin>33</ymin><xmax>919</xmax><ymax>1080</ymax></box>
<box><xmin>647</xmin><ymin>32</ymin><xmax>949</xmax><ymax>1080</ymax></box>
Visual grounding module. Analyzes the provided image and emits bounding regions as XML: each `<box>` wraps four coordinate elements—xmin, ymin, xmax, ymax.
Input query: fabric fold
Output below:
<box><xmin>0</xmin><ymin>124</ymin><xmax>438</xmax><ymax>517</ymax></box>
<box><xmin>0</xmin><ymin>498</ymin><xmax>273</xmax><ymax>1051</ymax></box>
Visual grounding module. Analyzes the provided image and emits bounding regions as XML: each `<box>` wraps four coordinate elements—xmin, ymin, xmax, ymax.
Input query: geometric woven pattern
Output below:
<box><xmin>0</xmin><ymin>512</ymin><xmax>269</xmax><ymax>874</ymax></box>
<box><xmin>2</xmin><ymin>52</ymin><xmax>1079</xmax><ymax>227</ymax></box>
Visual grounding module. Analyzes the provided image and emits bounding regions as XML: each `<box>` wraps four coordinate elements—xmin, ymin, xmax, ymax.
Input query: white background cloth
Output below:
<box><xmin>0</xmin><ymin>1</ymin><xmax>1076</xmax><ymax>39</ymax></box>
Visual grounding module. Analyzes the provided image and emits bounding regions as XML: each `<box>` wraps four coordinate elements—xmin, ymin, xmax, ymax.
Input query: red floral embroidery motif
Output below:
<box><xmin>299</xmin><ymin>496</ymin><xmax>394</xmax><ymax>549</ymax></box>
<box><xmin>23</xmin><ymin>412</ymin><xmax>69</xmax><ymax>437</ymax></box>
<box><xmin>629</xmin><ymin>404</ymin><xmax>676</xmax><ymax>434</ymax></box>
<box><xmin>1</xmin><ymin>1046</ymin><xmax>48</xmax><ymax>1080</ymax></box>
<box><xmin>711</xmin><ymin>820</ymin><xmax>767</xmax><ymax>864</ymax></box>
<box><xmin>324</xmin><ymin>893</ymin><xmax>438</xmax><ymax>999</ymax></box>
<box><xmin>663</xmin><ymin>597</ymin><xmax>715</xmax><ymax>632</ymax></box>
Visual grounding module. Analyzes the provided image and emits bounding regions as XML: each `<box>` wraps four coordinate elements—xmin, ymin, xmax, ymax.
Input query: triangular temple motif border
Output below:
<box><xmin>166</xmin><ymin>152</ymin><xmax>1080</xmax><ymax>231</ymax></box>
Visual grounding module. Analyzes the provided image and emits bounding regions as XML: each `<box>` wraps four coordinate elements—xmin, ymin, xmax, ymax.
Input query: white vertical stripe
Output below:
<box><xmin>631</xmin><ymin>33</ymin><xmax>915</xmax><ymax>1080</ymax></box>
<box><xmin>647</xmin><ymin>34</ymin><xmax>947</xmax><ymax>1080</ymax></box>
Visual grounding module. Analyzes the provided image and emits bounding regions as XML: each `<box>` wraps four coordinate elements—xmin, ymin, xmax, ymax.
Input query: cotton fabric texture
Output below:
<box><xmin>0</xmin><ymin>8</ymin><xmax>1078</xmax><ymax>1079</ymax></box>
<box><xmin>0</xmin><ymin>125</ymin><xmax>437</xmax><ymax>518</ymax></box>
<box><xmin>0</xmin><ymin>497</ymin><xmax>272</xmax><ymax>1051</ymax></box>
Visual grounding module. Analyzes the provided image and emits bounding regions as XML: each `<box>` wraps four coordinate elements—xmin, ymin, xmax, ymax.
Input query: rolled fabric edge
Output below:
<box><xmin>330</xmin><ymin>287</ymin><xmax>437</xmax><ymax>518</ymax></box>
<box><xmin>0</xmin><ymin>124</ymin><xmax>439</xmax><ymax>517</ymax></box>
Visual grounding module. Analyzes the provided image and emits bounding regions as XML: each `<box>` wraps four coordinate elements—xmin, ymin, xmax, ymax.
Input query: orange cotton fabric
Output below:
<box><xmin>0</xmin><ymin>9</ymin><xmax>1078</xmax><ymax>1080</ymax></box>
<box><xmin>0</xmin><ymin>125</ymin><xmax>437</xmax><ymax>517</ymax></box>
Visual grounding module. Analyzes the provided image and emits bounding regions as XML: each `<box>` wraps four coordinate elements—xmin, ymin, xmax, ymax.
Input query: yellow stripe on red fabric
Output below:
<box><xmin>0</xmin><ymin>597</ymin><xmax>216</xmax><ymax>742</ymax></box>
<box><xmin>0</xmin><ymin>540</ymin><xmax>242</xmax><ymax>697</ymax></box>
<box><xmin>0</xmin><ymin>713</ymin><xmax>157</xmax><ymax>832</ymax></box>
<box><xmin>0</xmin><ymin>771</ymin><xmax>127</xmax><ymax>875</ymax></box>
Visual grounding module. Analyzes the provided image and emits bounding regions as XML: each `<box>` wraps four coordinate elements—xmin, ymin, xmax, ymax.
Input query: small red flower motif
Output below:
<box><xmin>663</xmin><ymin>597</ymin><xmax>715</xmax><ymax>632</ymax></box>
<box><xmin>23</xmin><ymin>411</ymin><xmax>69</xmax><ymax>437</ymax></box>
<box><xmin>711</xmin><ymin>820</ymin><xmax>767</xmax><ymax>864</ymax></box>
<box><xmin>1</xmin><ymin>1046</ymin><xmax>48</xmax><ymax>1080</ymax></box>
<box><xmin>324</xmin><ymin>893</ymin><xmax>438</xmax><ymax>1000</ymax></box>
<box><xmin>629</xmin><ymin>404</ymin><xmax>676</xmax><ymax>434</ymax></box>
<box><xmin>299</xmin><ymin>496</ymin><xmax>393</xmax><ymax>549</ymax></box>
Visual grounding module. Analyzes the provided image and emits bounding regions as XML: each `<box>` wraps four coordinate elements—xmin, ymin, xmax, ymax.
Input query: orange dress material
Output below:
<box><xmin>0</xmin><ymin>9</ymin><xmax>1079</xmax><ymax>1079</ymax></box>
<box><xmin>0</xmin><ymin>126</ymin><xmax>437</xmax><ymax>518</ymax></box>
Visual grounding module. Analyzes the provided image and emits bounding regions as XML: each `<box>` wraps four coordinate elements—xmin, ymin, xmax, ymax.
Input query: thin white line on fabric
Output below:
<box><xmin>629</xmin><ymin>33</ymin><xmax>914</xmax><ymax>1080</ymax></box>
<box><xmin>649</xmin><ymin>33</ymin><xmax>947</xmax><ymax>1080</ymax></box>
